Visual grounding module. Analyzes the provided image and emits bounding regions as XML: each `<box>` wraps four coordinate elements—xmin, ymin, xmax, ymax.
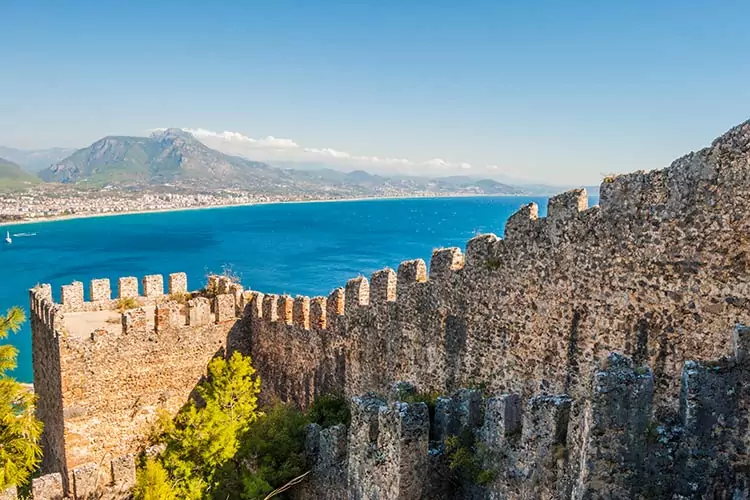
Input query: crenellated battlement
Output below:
<box><xmin>245</xmin><ymin>119</ymin><xmax>750</xmax><ymax>421</ymax></box>
<box><xmin>345</xmin><ymin>276</ymin><xmax>369</xmax><ymax>312</ymax></box>
<box><xmin>29</xmin><ymin>272</ymin><xmax>245</xmax><ymax>493</ymax></box>
<box><xmin>32</xmin><ymin>272</ymin><xmax>248</xmax><ymax>338</ymax></box>
<box><xmin>298</xmin><ymin>339</ymin><xmax>750</xmax><ymax>499</ymax></box>
<box><xmin>429</xmin><ymin>247</ymin><xmax>464</xmax><ymax>279</ymax></box>
<box><xmin>51</xmin><ymin>272</ymin><xmax>194</xmax><ymax>314</ymax></box>
<box><xmin>293</xmin><ymin>296</ymin><xmax>310</xmax><ymax>329</ymax></box>
<box><xmin>369</xmin><ymin>268</ymin><xmax>396</xmax><ymax>304</ymax></box>
<box><xmin>29</xmin><ymin>119</ymin><xmax>750</xmax><ymax>498</ymax></box>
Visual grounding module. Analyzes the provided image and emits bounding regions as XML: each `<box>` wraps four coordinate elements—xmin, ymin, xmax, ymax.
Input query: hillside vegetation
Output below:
<box><xmin>0</xmin><ymin>157</ymin><xmax>41</xmax><ymax>191</ymax></box>
<box><xmin>36</xmin><ymin>129</ymin><xmax>549</xmax><ymax>195</ymax></box>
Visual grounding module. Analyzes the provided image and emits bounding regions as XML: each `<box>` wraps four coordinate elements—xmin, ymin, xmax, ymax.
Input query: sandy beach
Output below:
<box><xmin>0</xmin><ymin>193</ymin><xmax>496</xmax><ymax>228</ymax></box>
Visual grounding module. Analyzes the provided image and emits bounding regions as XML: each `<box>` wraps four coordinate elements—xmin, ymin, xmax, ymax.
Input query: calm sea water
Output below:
<box><xmin>2</xmin><ymin>195</ymin><xmax>599</xmax><ymax>383</ymax></box>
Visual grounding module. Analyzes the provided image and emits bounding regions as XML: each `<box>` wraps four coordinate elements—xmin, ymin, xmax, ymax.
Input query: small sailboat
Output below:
<box><xmin>4</xmin><ymin>231</ymin><xmax>11</xmax><ymax>245</ymax></box>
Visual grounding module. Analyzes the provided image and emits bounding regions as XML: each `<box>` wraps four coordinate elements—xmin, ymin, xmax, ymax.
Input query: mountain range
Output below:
<box><xmin>0</xmin><ymin>146</ymin><xmax>76</xmax><ymax>172</ymax></box>
<box><xmin>0</xmin><ymin>157</ymin><xmax>41</xmax><ymax>190</ymax></box>
<box><xmin>3</xmin><ymin>130</ymin><xmax>580</xmax><ymax>196</ymax></box>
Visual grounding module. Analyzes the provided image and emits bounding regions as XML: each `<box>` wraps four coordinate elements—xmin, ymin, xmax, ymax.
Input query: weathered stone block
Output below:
<box><xmin>547</xmin><ymin>188</ymin><xmax>588</xmax><ymax>220</ymax></box>
<box><xmin>305</xmin><ymin>423</ymin><xmax>322</xmax><ymax>458</ymax></box>
<box><xmin>302</xmin><ymin>423</ymin><xmax>348</xmax><ymax>497</ymax></box>
<box><xmin>678</xmin><ymin>359</ymin><xmax>733</xmax><ymax>437</ymax></box>
<box><xmin>168</xmin><ymin>272</ymin><xmax>188</xmax><ymax>295</ymax></box>
<box><xmin>481</xmin><ymin>393</ymin><xmax>521</xmax><ymax>449</ymax></box>
<box><xmin>434</xmin><ymin>389</ymin><xmax>483</xmax><ymax>441</ymax></box>
<box><xmin>310</xmin><ymin>296</ymin><xmax>327</xmax><ymax>329</ymax></box>
<box><xmin>247</xmin><ymin>291</ymin><xmax>264</xmax><ymax>319</ymax></box>
<box><xmin>72</xmin><ymin>462</ymin><xmax>99</xmax><ymax>499</ymax></box>
<box><xmin>142</xmin><ymin>274</ymin><xmax>164</xmax><ymax>297</ymax></box>
<box><xmin>215</xmin><ymin>294</ymin><xmax>236</xmax><ymax>323</ymax></box>
<box><xmin>429</xmin><ymin>247</ymin><xmax>465</xmax><ymax>279</ymax></box>
<box><xmin>349</xmin><ymin>395</ymin><xmax>430</xmax><ymax>499</ymax></box>
<box><xmin>122</xmin><ymin>307</ymin><xmax>148</xmax><ymax>335</ymax></box>
<box><xmin>522</xmin><ymin>394</ymin><xmax>572</xmax><ymax>447</ymax></box>
<box><xmin>89</xmin><ymin>278</ymin><xmax>111</xmax><ymax>302</ymax></box>
<box><xmin>61</xmin><ymin>281</ymin><xmax>84</xmax><ymax>310</ymax></box>
<box><xmin>327</xmin><ymin>288</ymin><xmax>344</xmax><ymax>317</ymax></box>
<box><xmin>275</xmin><ymin>295</ymin><xmax>292</xmax><ymax>324</ymax></box>
<box><xmin>262</xmin><ymin>294</ymin><xmax>279</xmax><ymax>322</ymax></box>
<box><xmin>118</xmin><ymin>276</ymin><xmax>139</xmax><ymax>299</ymax></box>
<box><xmin>578</xmin><ymin>353</ymin><xmax>654</xmax><ymax>499</ymax></box>
<box><xmin>31</xmin><ymin>472</ymin><xmax>64</xmax><ymax>500</ymax></box>
<box><xmin>90</xmin><ymin>328</ymin><xmax>108</xmax><ymax>342</ymax></box>
<box><xmin>733</xmin><ymin>324</ymin><xmax>750</xmax><ymax>363</ymax></box>
<box><xmin>207</xmin><ymin>275</ymin><xmax>220</xmax><ymax>293</ymax></box>
<box><xmin>377</xmin><ymin>401</ymin><xmax>430</xmax><ymax>498</ymax></box>
<box><xmin>465</xmin><ymin>234</ymin><xmax>500</xmax><ymax>268</ymax></box>
<box><xmin>0</xmin><ymin>485</ymin><xmax>16</xmax><ymax>500</ymax></box>
<box><xmin>591</xmin><ymin>352</ymin><xmax>653</xmax><ymax>433</ymax></box>
<box><xmin>370</xmin><ymin>268</ymin><xmax>397</xmax><ymax>304</ymax></box>
<box><xmin>187</xmin><ymin>297</ymin><xmax>211</xmax><ymax>326</ymax></box>
<box><xmin>218</xmin><ymin>276</ymin><xmax>232</xmax><ymax>294</ymax></box>
<box><xmin>155</xmin><ymin>301</ymin><xmax>181</xmax><ymax>332</ymax></box>
<box><xmin>504</xmin><ymin>202</ymin><xmax>539</xmax><ymax>241</ymax></box>
<box><xmin>345</xmin><ymin>276</ymin><xmax>369</xmax><ymax>313</ymax></box>
<box><xmin>350</xmin><ymin>395</ymin><xmax>386</xmax><ymax>446</ymax></box>
<box><xmin>36</xmin><ymin>283</ymin><xmax>52</xmax><ymax>301</ymax></box>
<box><xmin>396</xmin><ymin>259</ymin><xmax>427</xmax><ymax>286</ymax></box>
<box><xmin>111</xmin><ymin>454</ymin><xmax>136</xmax><ymax>490</ymax></box>
<box><xmin>231</xmin><ymin>284</ymin><xmax>245</xmax><ymax>316</ymax></box>
<box><xmin>319</xmin><ymin>424</ymin><xmax>348</xmax><ymax>465</ymax></box>
<box><xmin>293</xmin><ymin>296</ymin><xmax>310</xmax><ymax>329</ymax></box>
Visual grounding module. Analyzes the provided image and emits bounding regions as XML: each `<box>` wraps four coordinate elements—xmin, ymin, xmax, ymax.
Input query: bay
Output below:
<box><xmin>2</xmin><ymin>195</ymin><xmax>597</xmax><ymax>382</ymax></box>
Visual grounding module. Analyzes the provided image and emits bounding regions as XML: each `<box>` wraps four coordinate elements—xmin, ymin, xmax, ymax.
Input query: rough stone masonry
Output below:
<box><xmin>29</xmin><ymin>119</ymin><xmax>750</xmax><ymax>498</ymax></box>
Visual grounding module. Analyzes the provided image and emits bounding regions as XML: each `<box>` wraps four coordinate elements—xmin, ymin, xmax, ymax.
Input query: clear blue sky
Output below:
<box><xmin>2</xmin><ymin>0</ymin><xmax>749</xmax><ymax>184</ymax></box>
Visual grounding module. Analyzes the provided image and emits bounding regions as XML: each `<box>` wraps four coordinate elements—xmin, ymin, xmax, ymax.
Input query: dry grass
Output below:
<box><xmin>116</xmin><ymin>297</ymin><xmax>139</xmax><ymax>312</ymax></box>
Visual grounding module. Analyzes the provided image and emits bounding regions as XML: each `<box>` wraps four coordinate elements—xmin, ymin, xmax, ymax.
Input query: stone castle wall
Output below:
<box><xmin>1</xmin><ymin>453</ymin><xmax>135</xmax><ymax>500</ymax></box>
<box><xmin>30</xmin><ymin>273</ymin><xmax>246</xmax><ymax>494</ymax></box>
<box><xmin>247</xmin><ymin>121</ymin><xmax>750</xmax><ymax>420</ymax></box>
<box><xmin>28</xmin><ymin>120</ymin><xmax>750</xmax><ymax>498</ymax></box>
<box><xmin>295</xmin><ymin>333</ymin><xmax>750</xmax><ymax>499</ymax></box>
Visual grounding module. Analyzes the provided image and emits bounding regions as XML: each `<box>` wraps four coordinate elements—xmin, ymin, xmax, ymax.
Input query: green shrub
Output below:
<box><xmin>168</xmin><ymin>292</ymin><xmax>190</xmax><ymax>305</ymax></box>
<box><xmin>0</xmin><ymin>307</ymin><xmax>43</xmax><ymax>491</ymax></box>
<box><xmin>400</xmin><ymin>390</ymin><xmax>440</xmax><ymax>422</ymax></box>
<box><xmin>136</xmin><ymin>356</ymin><xmax>353</xmax><ymax>499</ymax></box>
<box><xmin>307</xmin><ymin>393</ymin><xmax>351</xmax><ymax>428</ymax></box>
<box><xmin>445</xmin><ymin>429</ymin><xmax>495</xmax><ymax>486</ymax></box>
<box><xmin>134</xmin><ymin>459</ymin><xmax>177</xmax><ymax>500</ymax></box>
<box><xmin>116</xmin><ymin>297</ymin><xmax>139</xmax><ymax>312</ymax></box>
<box><xmin>224</xmin><ymin>402</ymin><xmax>308</xmax><ymax>499</ymax></box>
<box><xmin>152</xmin><ymin>352</ymin><xmax>262</xmax><ymax>499</ymax></box>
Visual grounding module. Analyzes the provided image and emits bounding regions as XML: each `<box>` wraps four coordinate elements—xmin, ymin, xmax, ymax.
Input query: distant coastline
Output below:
<box><xmin>0</xmin><ymin>192</ymin><xmax>529</xmax><ymax>228</ymax></box>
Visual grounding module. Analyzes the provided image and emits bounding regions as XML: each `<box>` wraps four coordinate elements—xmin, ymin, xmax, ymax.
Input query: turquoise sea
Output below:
<box><xmin>2</xmin><ymin>195</ymin><xmax>595</xmax><ymax>383</ymax></box>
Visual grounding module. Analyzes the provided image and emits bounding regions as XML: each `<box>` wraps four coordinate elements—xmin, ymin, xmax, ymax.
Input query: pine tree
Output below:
<box><xmin>134</xmin><ymin>459</ymin><xmax>177</xmax><ymax>500</ymax></box>
<box><xmin>0</xmin><ymin>307</ymin><xmax>43</xmax><ymax>489</ymax></box>
<box><xmin>158</xmin><ymin>352</ymin><xmax>262</xmax><ymax>498</ymax></box>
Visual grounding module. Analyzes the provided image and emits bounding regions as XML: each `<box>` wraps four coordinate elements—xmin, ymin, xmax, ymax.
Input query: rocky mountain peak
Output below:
<box><xmin>150</xmin><ymin>128</ymin><xmax>197</xmax><ymax>144</ymax></box>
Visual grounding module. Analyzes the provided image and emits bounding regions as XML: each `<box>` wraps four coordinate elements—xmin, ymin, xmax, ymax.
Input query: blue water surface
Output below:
<box><xmin>1</xmin><ymin>195</ymin><xmax>596</xmax><ymax>382</ymax></box>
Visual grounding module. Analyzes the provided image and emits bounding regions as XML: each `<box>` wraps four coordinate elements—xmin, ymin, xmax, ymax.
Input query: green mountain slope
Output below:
<box><xmin>0</xmin><ymin>157</ymin><xmax>41</xmax><ymax>191</ymax></box>
<box><xmin>39</xmin><ymin>129</ymin><xmax>277</xmax><ymax>188</ymax></box>
<box><xmin>39</xmin><ymin>129</ymin><xmax>540</xmax><ymax>196</ymax></box>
